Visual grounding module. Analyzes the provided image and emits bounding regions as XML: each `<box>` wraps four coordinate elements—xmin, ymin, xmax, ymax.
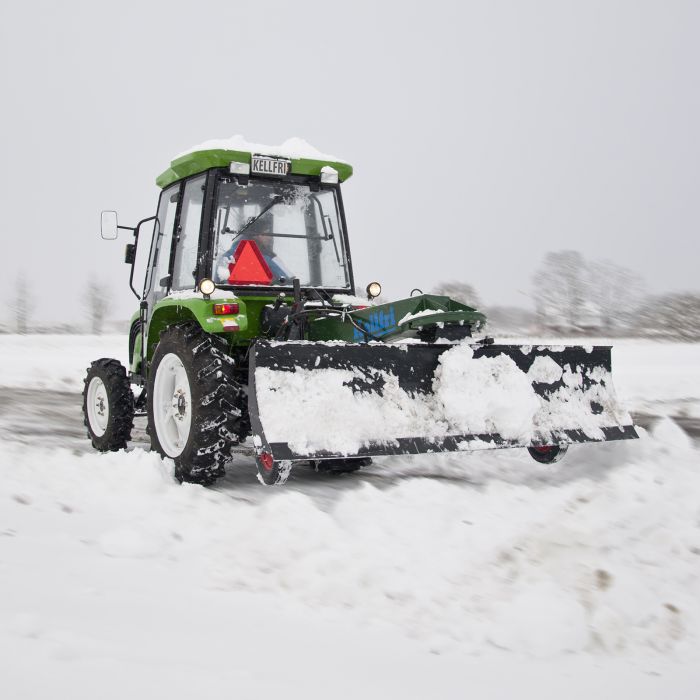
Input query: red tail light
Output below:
<box><xmin>213</xmin><ymin>303</ymin><xmax>239</xmax><ymax>315</ymax></box>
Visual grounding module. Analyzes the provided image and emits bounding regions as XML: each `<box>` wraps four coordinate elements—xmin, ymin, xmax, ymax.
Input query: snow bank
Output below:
<box><xmin>0</xmin><ymin>334</ymin><xmax>126</xmax><ymax>391</ymax></box>
<box><xmin>175</xmin><ymin>135</ymin><xmax>347</xmax><ymax>163</ymax></box>
<box><xmin>1</xmin><ymin>427</ymin><xmax>699</xmax><ymax>673</ymax></box>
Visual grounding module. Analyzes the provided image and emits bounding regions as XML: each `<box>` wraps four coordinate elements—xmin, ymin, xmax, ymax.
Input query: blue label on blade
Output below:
<box><xmin>353</xmin><ymin>306</ymin><xmax>397</xmax><ymax>342</ymax></box>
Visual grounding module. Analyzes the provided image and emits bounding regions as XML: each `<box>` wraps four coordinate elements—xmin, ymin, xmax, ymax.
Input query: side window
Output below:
<box><xmin>309</xmin><ymin>190</ymin><xmax>349</xmax><ymax>288</ymax></box>
<box><xmin>172</xmin><ymin>174</ymin><xmax>206</xmax><ymax>290</ymax></box>
<box><xmin>147</xmin><ymin>183</ymin><xmax>179</xmax><ymax>300</ymax></box>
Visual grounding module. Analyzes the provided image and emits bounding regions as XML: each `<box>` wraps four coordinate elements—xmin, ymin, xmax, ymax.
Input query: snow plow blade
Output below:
<box><xmin>248</xmin><ymin>340</ymin><xmax>637</xmax><ymax>463</ymax></box>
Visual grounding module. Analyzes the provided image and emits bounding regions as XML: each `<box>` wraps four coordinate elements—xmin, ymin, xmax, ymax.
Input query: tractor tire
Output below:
<box><xmin>147</xmin><ymin>322</ymin><xmax>246</xmax><ymax>485</ymax></box>
<box><xmin>527</xmin><ymin>444</ymin><xmax>569</xmax><ymax>464</ymax></box>
<box><xmin>82</xmin><ymin>358</ymin><xmax>134</xmax><ymax>451</ymax></box>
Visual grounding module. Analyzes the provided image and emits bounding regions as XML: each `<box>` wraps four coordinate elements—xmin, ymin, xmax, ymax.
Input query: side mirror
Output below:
<box><xmin>101</xmin><ymin>211</ymin><xmax>119</xmax><ymax>240</ymax></box>
<box><xmin>124</xmin><ymin>243</ymin><xmax>136</xmax><ymax>265</ymax></box>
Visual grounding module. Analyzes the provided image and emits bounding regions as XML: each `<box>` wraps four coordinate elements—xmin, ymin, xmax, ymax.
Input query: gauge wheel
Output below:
<box><xmin>82</xmin><ymin>358</ymin><xmax>134</xmax><ymax>451</ymax></box>
<box><xmin>255</xmin><ymin>451</ymin><xmax>293</xmax><ymax>486</ymax></box>
<box><xmin>527</xmin><ymin>444</ymin><xmax>569</xmax><ymax>464</ymax></box>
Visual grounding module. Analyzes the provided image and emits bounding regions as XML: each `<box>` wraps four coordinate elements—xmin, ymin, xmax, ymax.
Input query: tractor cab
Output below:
<box><xmin>144</xmin><ymin>149</ymin><xmax>356</xmax><ymax>306</ymax></box>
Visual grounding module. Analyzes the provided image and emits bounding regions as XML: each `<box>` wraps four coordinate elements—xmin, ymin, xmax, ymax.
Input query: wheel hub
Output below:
<box><xmin>87</xmin><ymin>376</ymin><xmax>110</xmax><ymax>437</ymax></box>
<box><xmin>173</xmin><ymin>389</ymin><xmax>188</xmax><ymax>419</ymax></box>
<box><xmin>153</xmin><ymin>353</ymin><xmax>193</xmax><ymax>458</ymax></box>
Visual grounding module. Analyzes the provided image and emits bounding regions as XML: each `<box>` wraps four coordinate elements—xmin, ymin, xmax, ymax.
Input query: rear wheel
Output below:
<box><xmin>527</xmin><ymin>444</ymin><xmax>569</xmax><ymax>464</ymax></box>
<box><xmin>82</xmin><ymin>359</ymin><xmax>134</xmax><ymax>451</ymax></box>
<box><xmin>148</xmin><ymin>323</ymin><xmax>247</xmax><ymax>485</ymax></box>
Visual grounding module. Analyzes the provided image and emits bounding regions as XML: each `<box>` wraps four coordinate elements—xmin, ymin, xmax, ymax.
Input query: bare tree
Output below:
<box><xmin>533</xmin><ymin>251</ymin><xmax>647</xmax><ymax>335</ymax></box>
<box><xmin>532</xmin><ymin>251</ymin><xmax>586</xmax><ymax>332</ymax></box>
<box><xmin>14</xmin><ymin>272</ymin><xmax>34</xmax><ymax>334</ymax></box>
<box><xmin>84</xmin><ymin>278</ymin><xmax>112</xmax><ymax>335</ymax></box>
<box><xmin>633</xmin><ymin>292</ymin><xmax>700</xmax><ymax>340</ymax></box>
<box><xmin>432</xmin><ymin>281</ymin><xmax>482</xmax><ymax>309</ymax></box>
<box><xmin>586</xmin><ymin>260</ymin><xmax>645</xmax><ymax>334</ymax></box>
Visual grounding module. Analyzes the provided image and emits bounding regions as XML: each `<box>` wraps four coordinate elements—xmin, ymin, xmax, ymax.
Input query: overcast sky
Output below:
<box><xmin>1</xmin><ymin>0</ymin><xmax>698</xmax><ymax>324</ymax></box>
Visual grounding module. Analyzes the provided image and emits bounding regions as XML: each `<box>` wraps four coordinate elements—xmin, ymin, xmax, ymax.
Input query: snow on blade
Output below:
<box><xmin>434</xmin><ymin>344</ymin><xmax>539</xmax><ymax>441</ymax></box>
<box><xmin>398</xmin><ymin>308</ymin><xmax>445</xmax><ymax>326</ymax></box>
<box><xmin>254</xmin><ymin>340</ymin><xmax>632</xmax><ymax>455</ymax></box>
<box><xmin>255</xmin><ymin>366</ymin><xmax>444</xmax><ymax>455</ymax></box>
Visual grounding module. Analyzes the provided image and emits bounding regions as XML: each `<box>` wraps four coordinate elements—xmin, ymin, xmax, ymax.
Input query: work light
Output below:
<box><xmin>199</xmin><ymin>278</ymin><xmax>216</xmax><ymax>297</ymax></box>
<box><xmin>230</xmin><ymin>161</ymin><xmax>250</xmax><ymax>175</ymax></box>
<box><xmin>366</xmin><ymin>282</ymin><xmax>382</xmax><ymax>299</ymax></box>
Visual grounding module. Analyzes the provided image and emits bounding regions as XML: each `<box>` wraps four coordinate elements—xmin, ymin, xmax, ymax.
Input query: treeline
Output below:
<box><xmin>4</xmin><ymin>274</ymin><xmax>114</xmax><ymax>335</ymax></box>
<box><xmin>434</xmin><ymin>250</ymin><xmax>700</xmax><ymax>340</ymax></box>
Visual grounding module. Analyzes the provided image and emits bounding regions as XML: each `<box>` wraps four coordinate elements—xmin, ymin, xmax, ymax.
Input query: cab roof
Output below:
<box><xmin>156</xmin><ymin>137</ymin><xmax>353</xmax><ymax>188</ymax></box>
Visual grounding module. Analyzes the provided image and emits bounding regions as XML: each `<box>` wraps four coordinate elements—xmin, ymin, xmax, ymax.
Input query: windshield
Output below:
<box><xmin>212</xmin><ymin>178</ymin><xmax>351</xmax><ymax>289</ymax></box>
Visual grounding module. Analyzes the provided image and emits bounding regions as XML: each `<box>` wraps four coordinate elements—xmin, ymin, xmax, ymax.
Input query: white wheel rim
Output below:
<box><xmin>153</xmin><ymin>353</ymin><xmax>192</xmax><ymax>458</ymax></box>
<box><xmin>87</xmin><ymin>376</ymin><xmax>109</xmax><ymax>437</ymax></box>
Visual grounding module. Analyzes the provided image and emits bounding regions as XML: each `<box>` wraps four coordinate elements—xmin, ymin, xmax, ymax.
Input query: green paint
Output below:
<box><xmin>156</xmin><ymin>149</ymin><xmax>353</xmax><ymax>189</ymax></box>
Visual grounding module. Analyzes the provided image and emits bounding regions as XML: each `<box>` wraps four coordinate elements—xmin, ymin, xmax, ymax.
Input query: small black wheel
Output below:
<box><xmin>527</xmin><ymin>444</ymin><xmax>569</xmax><ymax>464</ymax></box>
<box><xmin>147</xmin><ymin>322</ymin><xmax>247</xmax><ymax>485</ymax></box>
<box><xmin>83</xmin><ymin>358</ymin><xmax>134</xmax><ymax>451</ymax></box>
<box><xmin>256</xmin><ymin>451</ymin><xmax>293</xmax><ymax>486</ymax></box>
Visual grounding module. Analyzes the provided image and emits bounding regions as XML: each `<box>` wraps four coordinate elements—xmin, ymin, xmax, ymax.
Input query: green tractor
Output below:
<box><xmin>83</xmin><ymin>142</ymin><xmax>637</xmax><ymax>485</ymax></box>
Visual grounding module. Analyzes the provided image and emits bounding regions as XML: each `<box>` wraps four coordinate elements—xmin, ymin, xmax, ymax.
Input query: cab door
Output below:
<box><xmin>171</xmin><ymin>174</ymin><xmax>206</xmax><ymax>290</ymax></box>
<box><xmin>145</xmin><ymin>182</ymin><xmax>181</xmax><ymax>304</ymax></box>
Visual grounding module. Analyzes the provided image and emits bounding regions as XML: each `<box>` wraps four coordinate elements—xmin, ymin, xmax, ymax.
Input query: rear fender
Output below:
<box><xmin>146</xmin><ymin>295</ymin><xmax>249</xmax><ymax>361</ymax></box>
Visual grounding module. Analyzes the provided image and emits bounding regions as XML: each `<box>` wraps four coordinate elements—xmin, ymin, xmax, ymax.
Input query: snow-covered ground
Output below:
<box><xmin>0</xmin><ymin>334</ymin><xmax>128</xmax><ymax>392</ymax></box>
<box><xmin>1</xmin><ymin>334</ymin><xmax>699</xmax><ymax>698</ymax></box>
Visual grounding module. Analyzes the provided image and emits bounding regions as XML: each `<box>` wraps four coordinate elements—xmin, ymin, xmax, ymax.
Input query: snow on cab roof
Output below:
<box><xmin>156</xmin><ymin>135</ymin><xmax>353</xmax><ymax>188</ymax></box>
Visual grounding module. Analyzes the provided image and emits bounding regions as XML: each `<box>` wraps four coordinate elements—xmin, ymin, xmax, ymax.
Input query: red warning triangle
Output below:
<box><xmin>227</xmin><ymin>240</ymin><xmax>273</xmax><ymax>285</ymax></box>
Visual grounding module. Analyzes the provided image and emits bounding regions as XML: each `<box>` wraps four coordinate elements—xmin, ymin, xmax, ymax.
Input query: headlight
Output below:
<box><xmin>199</xmin><ymin>278</ymin><xmax>216</xmax><ymax>297</ymax></box>
<box><xmin>366</xmin><ymin>281</ymin><xmax>382</xmax><ymax>299</ymax></box>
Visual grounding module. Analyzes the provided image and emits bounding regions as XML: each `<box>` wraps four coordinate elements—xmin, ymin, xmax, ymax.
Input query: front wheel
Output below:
<box><xmin>527</xmin><ymin>444</ymin><xmax>569</xmax><ymax>464</ymax></box>
<box><xmin>82</xmin><ymin>359</ymin><xmax>134</xmax><ymax>451</ymax></box>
